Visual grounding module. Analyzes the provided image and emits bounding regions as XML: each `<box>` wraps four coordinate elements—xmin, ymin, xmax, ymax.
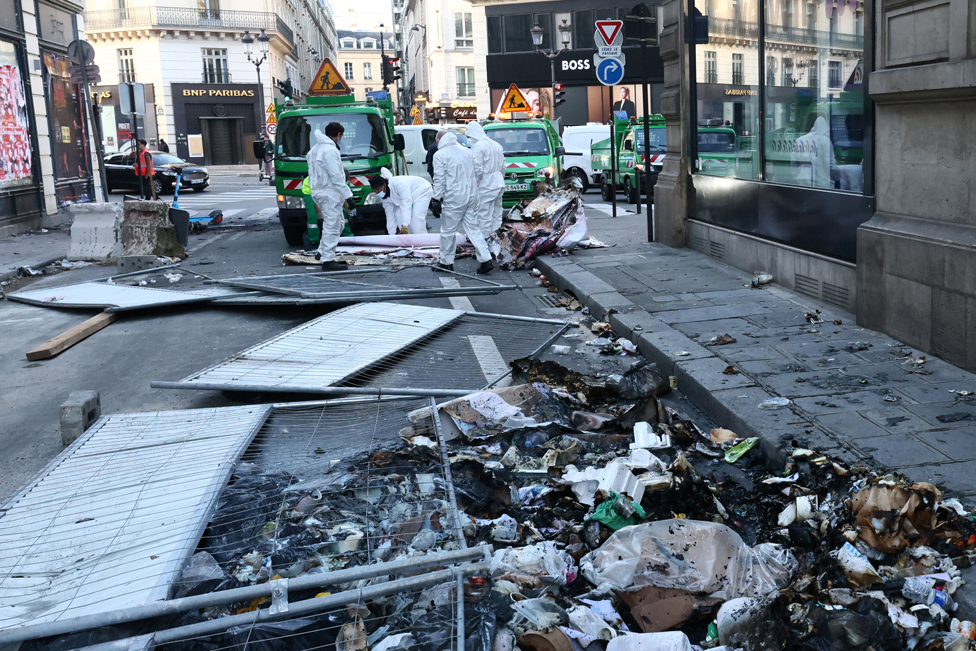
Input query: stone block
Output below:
<box><xmin>932</xmin><ymin>288</ymin><xmax>969</xmax><ymax>366</ymax></box>
<box><xmin>816</xmin><ymin>412</ymin><xmax>893</xmax><ymax>439</ymax></box>
<box><xmin>793</xmin><ymin>390</ymin><xmax>915</xmax><ymax>415</ymax></box>
<box><xmin>121</xmin><ymin>200</ymin><xmax>185</xmax><ymax>259</ymax></box>
<box><xmin>60</xmin><ymin>390</ymin><xmax>101</xmax><ymax>446</ymax></box>
<box><xmin>654</xmin><ymin>302</ymin><xmax>770</xmax><ymax>325</ymax></box>
<box><xmin>587</xmin><ymin>291</ymin><xmax>636</xmax><ymax>318</ymax></box>
<box><xmin>915</xmin><ymin>427</ymin><xmax>976</xmax><ymax>463</ymax></box>
<box><xmin>636</xmin><ymin>328</ymin><xmax>713</xmax><ymax>375</ymax></box>
<box><xmin>66</xmin><ymin>203</ymin><xmax>123</xmax><ymax>261</ymax></box>
<box><xmin>855</xmin><ymin>224</ymin><xmax>885</xmax><ymax>331</ymax></box>
<box><xmin>882</xmin><ymin>274</ymin><xmax>932</xmax><ymax>351</ymax></box>
<box><xmin>859</xmin><ymin>406</ymin><xmax>936</xmax><ymax>434</ymax></box>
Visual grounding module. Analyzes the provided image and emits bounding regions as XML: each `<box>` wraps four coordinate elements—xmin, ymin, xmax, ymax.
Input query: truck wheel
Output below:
<box><xmin>600</xmin><ymin>178</ymin><xmax>613</xmax><ymax>202</ymax></box>
<box><xmin>624</xmin><ymin>177</ymin><xmax>637</xmax><ymax>204</ymax></box>
<box><xmin>567</xmin><ymin>168</ymin><xmax>589</xmax><ymax>193</ymax></box>
<box><xmin>283</xmin><ymin>224</ymin><xmax>306</xmax><ymax>247</ymax></box>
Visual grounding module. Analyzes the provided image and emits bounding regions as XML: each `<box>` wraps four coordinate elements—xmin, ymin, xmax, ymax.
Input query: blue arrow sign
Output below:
<box><xmin>596</xmin><ymin>57</ymin><xmax>624</xmax><ymax>86</ymax></box>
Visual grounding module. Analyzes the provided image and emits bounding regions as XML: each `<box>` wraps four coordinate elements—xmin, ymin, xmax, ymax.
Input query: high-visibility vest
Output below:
<box><xmin>134</xmin><ymin>150</ymin><xmax>153</xmax><ymax>177</ymax></box>
<box><xmin>302</xmin><ymin>176</ymin><xmax>311</xmax><ymax>195</ymax></box>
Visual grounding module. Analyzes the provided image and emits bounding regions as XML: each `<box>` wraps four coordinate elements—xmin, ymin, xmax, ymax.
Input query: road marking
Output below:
<box><xmin>468</xmin><ymin>335</ymin><xmax>511</xmax><ymax>387</ymax></box>
<box><xmin>221</xmin><ymin>209</ymin><xmax>243</xmax><ymax>218</ymax></box>
<box><xmin>438</xmin><ymin>277</ymin><xmax>474</xmax><ymax>311</ymax></box>
<box><xmin>187</xmin><ymin>232</ymin><xmax>229</xmax><ymax>254</ymax></box>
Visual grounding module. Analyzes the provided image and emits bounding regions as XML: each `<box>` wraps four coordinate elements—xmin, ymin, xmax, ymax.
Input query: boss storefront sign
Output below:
<box><xmin>560</xmin><ymin>58</ymin><xmax>593</xmax><ymax>72</ymax></box>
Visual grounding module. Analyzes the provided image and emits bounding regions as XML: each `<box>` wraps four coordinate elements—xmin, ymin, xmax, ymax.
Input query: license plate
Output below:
<box><xmin>191</xmin><ymin>179</ymin><xmax>203</xmax><ymax>184</ymax></box>
<box><xmin>507</xmin><ymin>183</ymin><xmax>531</xmax><ymax>192</ymax></box>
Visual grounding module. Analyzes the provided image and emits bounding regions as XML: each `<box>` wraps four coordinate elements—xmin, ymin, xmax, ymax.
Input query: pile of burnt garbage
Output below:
<box><xmin>400</xmin><ymin>358</ymin><xmax>976</xmax><ymax>651</ymax></box>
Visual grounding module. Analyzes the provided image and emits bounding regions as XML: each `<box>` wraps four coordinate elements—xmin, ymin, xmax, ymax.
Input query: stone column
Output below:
<box><xmin>856</xmin><ymin>0</ymin><xmax>976</xmax><ymax>370</ymax></box>
<box><xmin>652</xmin><ymin>0</ymin><xmax>692</xmax><ymax>247</ymax></box>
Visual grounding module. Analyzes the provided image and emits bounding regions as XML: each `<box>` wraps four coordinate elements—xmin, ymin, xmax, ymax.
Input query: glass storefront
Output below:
<box><xmin>695</xmin><ymin>0</ymin><xmax>866</xmax><ymax>193</ymax></box>
<box><xmin>0</xmin><ymin>39</ymin><xmax>33</xmax><ymax>192</ymax></box>
<box><xmin>43</xmin><ymin>50</ymin><xmax>92</xmax><ymax>205</ymax></box>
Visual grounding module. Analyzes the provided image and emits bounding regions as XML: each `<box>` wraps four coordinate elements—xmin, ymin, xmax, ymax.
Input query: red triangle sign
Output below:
<box><xmin>596</xmin><ymin>20</ymin><xmax>623</xmax><ymax>46</ymax></box>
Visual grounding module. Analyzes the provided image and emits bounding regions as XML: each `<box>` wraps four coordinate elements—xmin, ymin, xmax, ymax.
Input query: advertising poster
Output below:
<box><xmin>0</xmin><ymin>41</ymin><xmax>34</xmax><ymax>192</ymax></box>
<box><xmin>43</xmin><ymin>50</ymin><xmax>91</xmax><ymax>205</ymax></box>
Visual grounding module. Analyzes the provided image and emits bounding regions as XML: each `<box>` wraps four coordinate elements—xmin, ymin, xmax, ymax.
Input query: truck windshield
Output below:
<box><xmin>277</xmin><ymin>112</ymin><xmax>389</xmax><ymax>161</ymax></box>
<box><xmin>485</xmin><ymin>127</ymin><xmax>550</xmax><ymax>157</ymax></box>
<box><xmin>635</xmin><ymin>128</ymin><xmax>666</xmax><ymax>151</ymax></box>
<box><xmin>697</xmin><ymin>131</ymin><xmax>736</xmax><ymax>153</ymax></box>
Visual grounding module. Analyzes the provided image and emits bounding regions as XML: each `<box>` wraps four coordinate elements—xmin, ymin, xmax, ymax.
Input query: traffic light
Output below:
<box><xmin>553</xmin><ymin>84</ymin><xmax>566</xmax><ymax>108</ymax></box>
<box><xmin>382</xmin><ymin>54</ymin><xmax>401</xmax><ymax>87</ymax></box>
<box><xmin>276</xmin><ymin>78</ymin><xmax>294</xmax><ymax>99</ymax></box>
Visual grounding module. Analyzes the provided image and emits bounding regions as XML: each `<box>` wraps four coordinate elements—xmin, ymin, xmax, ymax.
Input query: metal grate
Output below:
<box><xmin>708</xmin><ymin>240</ymin><xmax>726</xmax><ymax>259</ymax></box>
<box><xmin>153</xmin><ymin>305</ymin><xmax>570</xmax><ymax>396</ymax></box>
<box><xmin>5</xmin><ymin>281</ymin><xmax>240</xmax><ymax>312</ymax></box>
<box><xmin>794</xmin><ymin>273</ymin><xmax>820</xmax><ymax>299</ymax></box>
<box><xmin>822</xmin><ymin>281</ymin><xmax>850</xmax><ymax>310</ymax></box>
<box><xmin>0</xmin><ymin>405</ymin><xmax>270</xmax><ymax>630</ymax></box>
<box><xmin>692</xmin><ymin>236</ymin><xmax>709</xmax><ymax>254</ymax></box>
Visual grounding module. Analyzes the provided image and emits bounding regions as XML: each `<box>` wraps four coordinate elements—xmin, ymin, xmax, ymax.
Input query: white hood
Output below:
<box><xmin>314</xmin><ymin>130</ymin><xmax>331</xmax><ymax>145</ymax></box>
<box><xmin>438</xmin><ymin>131</ymin><xmax>459</xmax><ymax>149</ymax></box>
<box><xmin>466</xmin><ymin>122</ymin><xmax>486</xmax><ymax>142</ymax></box>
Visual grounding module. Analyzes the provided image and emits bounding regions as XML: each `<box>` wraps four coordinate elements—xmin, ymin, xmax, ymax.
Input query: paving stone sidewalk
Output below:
<box><xmin>0</xmin><ymin>228</ymin><xmax>70</xmax><ymax>284</ymax></box>
<box><xmin>538</xmin><ymin>208</ymin><xmax>976</xmax><ymax>501</ymax></box>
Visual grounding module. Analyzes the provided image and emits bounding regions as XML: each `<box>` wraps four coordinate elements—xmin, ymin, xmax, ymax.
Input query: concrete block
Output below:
<box><xmin>636</xmin><ymin>328</ymin><xmax>714</xmax><ymax>375</ymax></box>
<box><xmin>66</xmin><ymin>202</ymin><xmax>123</xmax><ymax>262</ymax></box>
<box><xmin>60</xmin><ymin>390</ymin><xmax>101</xmax><ymax>446</ymax></box>
<box><xmin>121</xmin><ymin>200</ymin><xmax>185</xmax><ymax>259</ymax></box>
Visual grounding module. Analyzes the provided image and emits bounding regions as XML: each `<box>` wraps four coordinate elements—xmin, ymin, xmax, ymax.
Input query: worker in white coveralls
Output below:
<box><xmin>431</xmin><ymin>131</ymin><xmax>493</xmax><ymax>275</ymax></box>
<box><xmin>465</xmin><ymin>122</ymin><xmax>506</xmax><ymax>239</ymax></box>
<box><xmin>308</xmin><ymin>122</ymin><xmax>354</xmax><ymax>271</ymax></box>
<box><xmin>368</xmin><ymin>167</ymin><xmax>431</xmax><ymax>235</ymax></box>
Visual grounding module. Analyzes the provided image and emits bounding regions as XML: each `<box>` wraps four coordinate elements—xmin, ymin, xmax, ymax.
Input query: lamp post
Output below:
<box><xmin>243</xmin><ymin>28</ymin><xmax>271</xmax><ymax>134</ymax></box>
<box><xmin>531</xmin><ymin>20</ymin><xmax>571</xmax><ymax>117</ymax></box>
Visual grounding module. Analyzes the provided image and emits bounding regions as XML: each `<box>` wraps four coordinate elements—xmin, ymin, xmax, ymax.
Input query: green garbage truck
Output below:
<box><xmin>590</xmin><ymin>115</ymin><xmax>667</xmax><ymax>204</ymax></box>
<box><xmin>482</xmin><ymin>116</ymin><xmax>569</xmax><ymax>208</ymax></box>
<box><xmin>261</xmin><ymin>93</ymin><xmax>405</xmax><ymax>246</ymax></box>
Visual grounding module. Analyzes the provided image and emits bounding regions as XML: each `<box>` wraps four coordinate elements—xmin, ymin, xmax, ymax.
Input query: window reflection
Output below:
<box><xmin>694</xmin><ymin>0</ymin><xmax>866</xmax><ymax>192</ymax></box>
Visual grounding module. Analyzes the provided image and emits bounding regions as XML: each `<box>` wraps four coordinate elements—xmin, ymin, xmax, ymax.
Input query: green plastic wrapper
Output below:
<box><xmin>586</xmin><ymin>491</ymin><xmax>647</xmax><ymax>530</ymax></box>
<box><xmin>724</xmin><ymin>437</ymin><xmax>760</xmax><ymax>463</ymax></box>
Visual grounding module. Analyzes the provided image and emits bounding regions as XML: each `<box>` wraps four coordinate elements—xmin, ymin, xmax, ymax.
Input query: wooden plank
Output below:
<box><xmin>26</xmin><ymin>312</ymin><xmax>120</xmax><ymax>361</ymax></box>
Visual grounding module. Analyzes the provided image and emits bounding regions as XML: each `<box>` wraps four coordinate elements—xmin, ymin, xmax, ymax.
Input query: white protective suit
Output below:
<box><xmin>466</xmin><ymin>122</ymin><xmax>506</xmax><ymax>238</ymax></box>
<box><xmin>308</xmin><ymin>130</ymin><xmax>352</xmax><ymax>261</ymax></box>
<box><xmin>379</xmin><ymin>167</ymin><xmax>431</xmax><ymax>235</ymax></box>
<box><xmin>792</xmin><ymin>116</ymin><xmax>838</xmax><ymax>189</ymax></box>
<box><xmin>432</xmin><ymin>132</ymin><xmax>491</xmax><ymax>265</ymax></box>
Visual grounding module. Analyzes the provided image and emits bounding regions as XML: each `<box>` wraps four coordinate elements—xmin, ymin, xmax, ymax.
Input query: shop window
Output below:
<box><xmin>344</xmin><ymin>61</ymin><xmax>354</xmax><ymax>79</ymax></box>
<box><xmin>363</xmin><ymin>62</ymin><xmax>372</xmax><ymax>80</ymax></box>
<box><xmin>503</xmin><ymin>14</ymin><xmax>534</xmax><ymax>52</ymax></box>
<box><xmin>487</xmin><ymin>16</ymin><xmax>502</xmax><ymax>53</ymax></box>
<box><xmin>118</xmin><ymin>48</ymin><xmax>136</xmax><ymax>83</ymax></box>
<box><xmin>201</xmin><ymin>48</ymin><xmax>229</xmax><ymax>83</ymax></box>
<box><xmin>456</xmin><ymin>67</ymin><xmax>475</xmax><ymax>97</ymax></box>
<box><xmin>732</xmin><ymin>53</ymin><xmax>743</xmax><ymax>85</ymax></box>
<box><xmin>704</xmin><ymin>51</ymin><xmax>717</xmax><ymax>83</ymax></box>
<box><xmin>0</xmin><ymin>40</ymin><xmax>33</xmax><ymax>192</ymax></box>
<box><xmin>455</xmin><ymin>12</ymin><xmax>473</xmax><ymax>49</ymax></box>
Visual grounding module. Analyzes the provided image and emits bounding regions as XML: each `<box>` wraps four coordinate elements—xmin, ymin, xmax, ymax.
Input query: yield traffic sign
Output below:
<box><xmin>595</xmin><ymin>20</ymin><xmax>623</xmax><ymax>46</ymax></box>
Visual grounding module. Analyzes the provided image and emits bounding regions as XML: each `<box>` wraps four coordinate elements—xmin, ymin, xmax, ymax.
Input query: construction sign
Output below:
<box><xmin>413</xmin><ymin>115</ymin><xmax>422</xmax><ymax>125</ymax></box>
<box><xmin>265</xmin><ymin>102</ymin><xmax>275</xmax><ymax>113</ymax></box>
<box><xmin>308</xmin><ymin>59</ymin><xmax>350</xmax><ymax>95</ymax></box>
<box><xmin>266</xmin><ymin>112</ymin><xmax>278</xmax><ymax>124</ymax></box>
<box><xmin>410</xmin><ymin>105</ymin><xmax>420</xmax><ymax>116</ymax></box>
<box><xmin>500</xmin><ymin>84</ymin><xmax>530</xmax><ymax>113</ymax></box>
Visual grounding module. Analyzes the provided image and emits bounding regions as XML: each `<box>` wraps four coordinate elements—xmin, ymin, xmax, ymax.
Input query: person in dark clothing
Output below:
<box><xmin>425</xmin><ymin>140</ymin><xmax>438</xmax><ymax>177</ymax></box>
<box><xmin>612</xmin><ymin>87</ymin><xmax>636</xmax><ymax>118</ymax></box>
<box><xmin>134</xmin><ymin>139</ymin><xmax>154</xmax><ymax>199</ymax></box>
<box><xmin>158</xmin><ymin>139</ymin><xmax>170</xmax><ymax>153</ymax></box>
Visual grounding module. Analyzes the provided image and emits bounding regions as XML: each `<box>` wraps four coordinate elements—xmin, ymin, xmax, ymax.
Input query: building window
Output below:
<box><xmin>487</xmin><ymin>16</ymin><xmax>502</xmax><ymax>53</ymax></box>
<box><xmin>766</xmin><ymin>56</ymin><xmax>776</xmax><ymax>86</ymax></box>
<box><xmin>732</xmin><ymin>53</ymin><xmax>743</xmax><ymax>85</ymax></box>
<box><xmin>855</xmin><ymin>8</ymin><xmax>863</xmax><ymax>35</ymax></box>
<box><xmin>781</xmin><ymin>57</ymin><xmax>793</xmax><ymax>86</ymax></box>
<box><xmin>340</xmin><ymin>38</ymin><xmax>356</xmax><ymax>48</ymax></box>
<box><xmin>829</xmin><ymin>8</ymin><xmax>837</xmax><ymax>32</ymax></box>
<box><xmin>456</xmin><ymin>67</ymin><xmax>475</xmax><ymax>97</ymax></box>
<box><xmin>365</xmin><ymin>87</ymin><xmax>372</xmax><ymax>93</ymax></box>
<box><xmin>197</xmin><ymin>0</ymin><xmax>219</xmax><ymax>19</ymax></box>
<box><xmin>503</xmin><ymin>14</ymin><xmax>534</xmax><ymax>52</ymax></box>
<box><xmin>344</xmin><ymin>61</ymin><xmax>354</xmax><ymax>79</ymax></box>
<box><xmin>360</xmin><ymin>38</ymin><xmax>376</xmax><ymax>49</ymax></box>
<box><xmin>574</xmin><ymin>10</ymin><xmax>594</xmax><ymax>49</ymax></box>
<box><xmin>201</xmin><ymin>48</ymin><xmax>229</xmax><ymax>83</ymax></box>
<box><xmin>704</xmin><ymin>51</ymin><xmax>717</xmax><ymax>83</ymax></box>
<box><xmin>828</xmin><ymin>60</ymin><xmax>841</xmax><ymax>87</ymax></box>
<box><xmin>807</xmin><ymin>59</ymin><xmax>818</xmax><ymax>88</ymax></box>
<box><xmin>363</xmin><ymin>62</ymin><xmax>372</xmax><ymax>80</ymax></box>
<box><xmin>455</xmin><ymin>12</ymin><xmax>473</xmax><ymax>48</ymax></box>
<box><xmin>118</xmin><ymin>48</ymin><xmax>136</xmax><ymax>83</ymax></box>
<box><xmin>805</xmin><ymin>1</ymin><xmax>814</xmax><ymax>29</ymax></box>
<box><xmin>782</xmin><ymin>0</ymin><xmax>793</xmax><ymax>27</ymax></box>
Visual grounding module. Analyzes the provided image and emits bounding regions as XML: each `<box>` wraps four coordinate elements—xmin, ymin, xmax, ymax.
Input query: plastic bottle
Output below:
<box><xmin>902</xmin><ymin>577</ymin><xmax>957</xmax><ymax>611</ymax></box>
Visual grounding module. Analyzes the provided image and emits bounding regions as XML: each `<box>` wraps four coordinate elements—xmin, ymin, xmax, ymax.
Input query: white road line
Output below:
<box><xmin>468</xmin><ymin>335</ymin><xmax>511</xmax><ymax>387</ymax></box>
<box><xmin>187</xmin><ymin>232</ymin><xmax>229</xmax><ymax>254</ymax></box>
<box><xmin>438</xmin><ymin>277</ymin><xmax>475</xmax><ymax>311</ymax></box>
<box><xmin>220</xmin><ymin>209</ymin><xmax>243</xmax><ymax>218</ymax></box>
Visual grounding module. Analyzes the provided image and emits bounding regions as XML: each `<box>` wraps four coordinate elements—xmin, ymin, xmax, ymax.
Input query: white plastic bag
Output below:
<box><xmin>606</xmin><ymin>632</ymin><xmax>692</xmax><ymax>651</ymax></box>
<box><xmin>491</xmin><ymin>541</ymin><xmax>577</xmax><ymax>586</ymax></box>
<box><xmin>580</xmin><ymin>519</ymin><xmax>797</xmax><ymax>599</ymax></box>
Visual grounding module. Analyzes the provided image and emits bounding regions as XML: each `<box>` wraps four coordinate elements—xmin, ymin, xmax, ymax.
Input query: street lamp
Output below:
<box><xmin>531</xmin><ymin>20</ymin><xmax>572</xmax><ymax>117</ymax></box>
<box><xmin>243</xmin><ymin>28</ymin><xmax>271</xmax><ymax>134</ymax></box>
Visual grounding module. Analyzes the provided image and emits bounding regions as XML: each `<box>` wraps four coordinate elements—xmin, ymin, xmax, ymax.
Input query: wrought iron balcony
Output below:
<box><xmin>85</xmin><ymin>6</ymin><xmax>286</xmax><ymax>37</ymax></box>
<box><xmin>707</xmin><ymin>17</ymin><xmax>863</xmax><ymax>49</ymax></box>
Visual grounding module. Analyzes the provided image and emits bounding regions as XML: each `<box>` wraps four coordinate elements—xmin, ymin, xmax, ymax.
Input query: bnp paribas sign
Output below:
<box><xmin>181</xmin><ymin>88</ymin><xmax>257</xmax><ymax>97</ymax></box>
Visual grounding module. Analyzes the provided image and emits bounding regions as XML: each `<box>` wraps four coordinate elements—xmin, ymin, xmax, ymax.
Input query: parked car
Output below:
<box><xmin>394</xmin><ymin>125</ymin><xmax>469</xmax><ymax>183</ymax></box>
<box><xmin>560</xmin><ymin>123</ymin><xmax>610</xmax><ymax>192</ymax></box>
<box><xmin>103</xmin><ymin>151</ymin><xmax>209</xmax><ymax>195</ymax></box>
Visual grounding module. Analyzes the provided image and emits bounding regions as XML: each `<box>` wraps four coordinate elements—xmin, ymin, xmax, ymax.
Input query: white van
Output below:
<box><xmin>561</xmin><ymin>123</ymin><xmax>611</xmax><ymax>192</ymax></box>
<box><xmin>395</xmin><ymin>125</ymin><xmax>469</xmax><ymax>183</ymax></box>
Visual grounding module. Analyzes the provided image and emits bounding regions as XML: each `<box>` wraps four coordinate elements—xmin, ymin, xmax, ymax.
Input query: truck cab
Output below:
<box><xmin>482</xmin><ymin>117</ymin><xmax>567</xmax><ymax>208</ymax></box>
<box><xmin>591</xmin><ymin>115</ymin><xmax>666</xmax><ymax>204</ymax></box>
<box><xmin>270</xmin><ymin>95</ymin><xmax>405</xmax><ymax>246</ymax></box>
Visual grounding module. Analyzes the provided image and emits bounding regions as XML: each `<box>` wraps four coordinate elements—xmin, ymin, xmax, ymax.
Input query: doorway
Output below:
<box><xmin>200</xmin><ymin>117</ymin><xmax>244</xmax><ymax>165</ymax></box>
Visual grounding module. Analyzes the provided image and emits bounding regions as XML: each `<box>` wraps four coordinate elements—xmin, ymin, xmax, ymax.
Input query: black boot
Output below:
<box><xmin>476</xmin><ymin>260</ymin><xmax>494</xmax><ymax>275</ymax></box>
<box><xmin>432</xmin><ymin>262</ymin><xmax>455</xmax><ymax>273</ymax></box>
<box><xmin>321</xmin><ymin>260</ymin><xmax>348</xmax><ymax>272</ymax></box>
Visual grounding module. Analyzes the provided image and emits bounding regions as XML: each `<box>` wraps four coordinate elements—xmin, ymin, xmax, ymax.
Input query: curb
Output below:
<box><xmin>535</xmin><ymin>256</ymin><xmax>862</xmax><ymax>465</ymax></box>
<box><xmin>0</xmin><ymin>255</ymin><xmax>64</xmax><ymax>284</ymax></box>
